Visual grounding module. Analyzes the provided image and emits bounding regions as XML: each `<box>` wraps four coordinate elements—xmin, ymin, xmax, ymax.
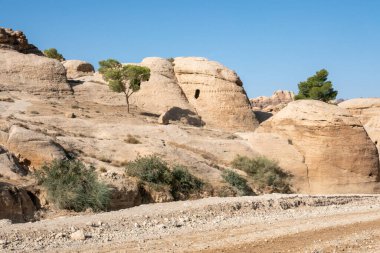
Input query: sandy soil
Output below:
<box><xmin>1</xmin><ymin>194</ymin><xmax>380</xmax><ymax>252</ymax></box>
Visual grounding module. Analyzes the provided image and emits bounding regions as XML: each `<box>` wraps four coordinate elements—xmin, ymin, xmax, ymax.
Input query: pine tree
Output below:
<box><xmin>295</xmin><ymin>69</ymin><xmax>338</xmax><ymax>102</ymax></box>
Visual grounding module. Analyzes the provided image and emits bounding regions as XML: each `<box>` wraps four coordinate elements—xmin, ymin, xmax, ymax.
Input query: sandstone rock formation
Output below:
<box><xmin>0</xmin><ymin>182</ymin><xmax>37</xmax><ymax>222</ymax></box>
<box><xmin>76</xmin><ymin>57</ymin><xmax>254</xmax><ymax>130</ymax></box>
<box><xmin>63</xmin><ymin>60</ymin><xmax>95</xmax><ymax>79</ymax></box>
<box><xmin>0</xmin><ymin>27</ymin><xmax>42</xmax><ymax>55</ymax></box>
<box><xmin>0</xmin><ymin>125</ymin><xmax>66</xmax><ymax>169</ymax></box>
<box><xmin>251</xmin><ymin>90</ymin><xmax>295</xmax><ymax>112</ymax></box>
<box><xmin>0</xmin><ymin>49</ymin><xmax>70</xmax><ymax>93</ymax></box>
<box><xmin>245</xmin><ymin>100</ymin><xmax>380</xmax><ymax>194</ymax></box>
<box><xmin>173</xmin><ymin>57</ymin><xmax>258</xmax><ymax>131</ymax></box>
<box><xmin>339</xmin><ymin>98</ymin><xmax>380</xmax><ymax>158</ymax></box>
<box><xmin>0</xmin><ymin>27</ymin><xmax>70</xmax><ymax>93</ymax></box>
<box><xmin>131</xmin><ymin>57</ymin><xmax>197</xmax><ymax>115</ymax></box>
<box><xmin>71</xmin><ymin>73</ymin><xmax>126</xmax><ymax>106</ymax></box>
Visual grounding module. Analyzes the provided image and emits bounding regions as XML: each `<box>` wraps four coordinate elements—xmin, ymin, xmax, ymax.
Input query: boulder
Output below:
<box><xmin>158</xmin><ymin>112</ymin><xmax>169</xmax><ymax>125</ymax></box>
<box><xmin>157</xmin><ymin>107</ymin><xmax>202</xmax><ymax>126</ymax></box>
<box><xmin>0</xmin><ymin>49</ymin><xmax>70</xmax><ymax>93</ymax></box>
<box><xmin>252</xmin><ymin>100</ymin><xmax>379</xmax><ymax>194</ymax></box>
<box><xmin>339</xmin><ymin>98</ymin><xmax>380</xmax><ymax>159</ymax></box>
<box><xmin>0</xmin><ymin>182</ymin><xmax>37</xmax><ymax>222</ymax></box>
<box><xmin>0</xmin><ymin>27</ymin><xmax>42</xmax><ymax>55</ymax></box>
<box><xmin>0</xmin><ymin>125</ymin><xmax>66</xmax><ymax>169</ymax></box>
<box><xmin>173</xmin><ymin>57</ymin><xmax>258</xmax><ymax>131</ymax></box>
<box><xmin>63</xmin><ymin>60</ymin><xmax>95</xmax><ymax>79</ymax></box>
<box><xmin>250</xmin><ymin>90</ymin><xmax>295</xmax><ymax>113</ymax></box>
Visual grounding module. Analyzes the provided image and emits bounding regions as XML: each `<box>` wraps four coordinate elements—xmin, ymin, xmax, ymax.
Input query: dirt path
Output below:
<box><xmin>1</xmin><ymin>194</ymin><xmax>380</xmax><ymax>252</ymax></box>
<box><xmin>198</xmin><ymin>213</ymin><xmax>380</xmax><ymax>253</ymax></box>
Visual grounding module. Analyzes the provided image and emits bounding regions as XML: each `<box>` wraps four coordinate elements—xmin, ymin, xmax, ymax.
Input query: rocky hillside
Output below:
<box><xmin>0</xmin><ymin>27</ymin><xmax>379</xmax><ymax>223</ymax></box>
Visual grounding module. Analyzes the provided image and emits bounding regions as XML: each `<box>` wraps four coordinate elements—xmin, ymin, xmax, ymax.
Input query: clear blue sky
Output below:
<box><xmin>1</xmin><ymin>0</ymin><xmax>379</xmax><ymax>99</ymax></box>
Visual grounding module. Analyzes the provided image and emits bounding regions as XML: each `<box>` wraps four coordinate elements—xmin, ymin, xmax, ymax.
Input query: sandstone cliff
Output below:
<box><xmin>241</xmin><ymin>100</ymin><xmax>380</xmax><ymax>194</ymax></box>
<box><xmin>173</xmin><ymin>57</ymin><xmax>258</xmax><ymax>131</ymax></box>
<box><xmin>339</xmin><ymin>98</ymin><xmax>380</xmax><ymax>159</ymax></box>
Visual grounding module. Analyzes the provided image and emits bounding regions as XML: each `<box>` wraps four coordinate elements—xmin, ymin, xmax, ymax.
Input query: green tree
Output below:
<box><xmin>98</xmin><ymin>59</ymin><xmax>150</xmax><ymax>113</ymax></box>
<box><xmin>43</xmin><ymin>48</ymin><xmax>65</xmax><ymax>61</ymax></box>
<box><xmin>295</xmin><ymin>69</ymin><xmax>338</xmax><ymax>102</ymax></box>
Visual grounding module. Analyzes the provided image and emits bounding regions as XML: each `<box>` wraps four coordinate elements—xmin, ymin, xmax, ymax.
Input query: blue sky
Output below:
<box><xmin>1</xmin><ymin>0</ymin><xmax>379</xmax><ymax>99</ymax></box>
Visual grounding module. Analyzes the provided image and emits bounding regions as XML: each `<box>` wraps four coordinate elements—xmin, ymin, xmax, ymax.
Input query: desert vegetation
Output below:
<box><xmin>98</xmin><ymin>59</ymin><xmax>151</xmax><ymax>113</ymax></box>
<box><xmin>231</xmin><ymin>156</ymin><xmax>292</xmax><ymax>194</ymax></box>
<box><xmin>222</xmin><ymin>169</ymin><xmax>252</xmax><ymax>196</ymax></box>
<box><xmin>35</xmin><ymin>159</ymin><xmax>110</xmax><ymax>212</ymax></box>
<box><xmin>295</xmin><ymin>69</ymin><xmax>338</xmax><ymax>102</ymax></box>
<box><xmin>125</xmin><ymin>155</ymin><xmax>204</xmax><ymax>200</ymax></box>
<box><xmin>43</xmin><ymin>48</ymin><xmax>65</xmax><ymax>61</ymax></box>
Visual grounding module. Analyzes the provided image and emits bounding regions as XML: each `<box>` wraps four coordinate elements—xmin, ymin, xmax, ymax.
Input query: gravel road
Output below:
<box><xmin>1</xmin><ymin>194</ymin><xmax>380</xmax><ymax>252</ymax></box>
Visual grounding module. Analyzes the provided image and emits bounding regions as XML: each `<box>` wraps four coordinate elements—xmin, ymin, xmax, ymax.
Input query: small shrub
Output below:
<box><xmin>43</xmin><ymin>48</ymin><xmax>65</xmax><ymax>61</ymax></box>
<box><xmin>232</xmin><ymin>156</ymin><xmax>292</xmax><ymax>193</ymax></box>
<box><xmin>124</xmin><ymin>134</ymin><xmax>141</xmax><ymax>144</ymax></box>
<box><xmin>125</xmin><ymin>155</ymin><xmax>172</xmax><ymax>185</ymax></box>
<box><xmin>125</xmin><ymin>156</ymin><xmax>204</xmax><ymax>200</ymax></box>
<box><xmin>171</xmin><ymin>165</ymin><xmax>203</xmax><ymax>199</ymax></box>
<box><xmin>99</xmin><ymin>167</ymin><xmax>107</xmax><ymax>173</ymax></box>
<box><xmin>222</xmin><ymin>170</ymin><xmax>252</xmax><ymax>196</ymax></box>
<box><xmin>35</xmin><ymin>159</ymin><xmax>110</xmax><ymax>212</ymax></box>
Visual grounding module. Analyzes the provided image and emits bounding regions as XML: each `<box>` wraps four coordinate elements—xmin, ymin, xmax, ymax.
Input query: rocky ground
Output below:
<box><xmin>1</xmin><ymin>194</ymin><xmax>380</xmax><ymax>252</ymax></box>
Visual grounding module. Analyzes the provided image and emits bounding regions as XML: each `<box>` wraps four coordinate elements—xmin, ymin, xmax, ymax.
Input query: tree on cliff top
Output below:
<box><xmin>43</xmin><ymin>48</ymin><xmax>65</xmax><ymax>61</ymax></box>
<box><xmin>98</xmin><ymin>59</ymin><xmax>150</xmax><ymax>113</ymax></box>
<box><xmin>295</xmin><ymin>69</ymin><xmax>338</xmax><ymax>102</ymax></box>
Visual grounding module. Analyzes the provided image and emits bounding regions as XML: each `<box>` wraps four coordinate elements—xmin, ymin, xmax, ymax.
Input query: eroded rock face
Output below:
<box><xmin>0</xmin><ymin>125</ymin><xmax>66</xmax><ymax>169</ymax></box>
<box><xmin>0</xmin><ymin>27</ymin><xmax>42</xmax><ymax>55</ymax></box>
<box><xmin>0</xmin><ymin>49</ymin><xmax>70</xmax><ymax>93</ymax></box>
<box><xmin>131</xmin><ymin>57</ymin><xmax>197</xmax><ymax>116</ymax></box>
<box><xmin>63</xmin><ymin>60</ymin><xmax>95</xmax><ymax>79</ymax></box>
<box><xmin>339</xmin><ymin>98</ymin><xmax>380</xmax><ymax>159</ymax></box>
<box><xmin>252</xmin><ymin>100</ymin><xmax>379</xmax><ymax>193</ymax></box>
<box><xmin>0</xmin><ymin>183</ymin><xmax>37</xmax><ymax>222</ymax></box>
<box><xmin>0</xmin><ymin>147</ymin><xmax>28</xmax><ymax>180</ymax></box>
<box><xmin>251</xmin><ymin>90</ymin><xmax>295</xmax><ymax>112</ymax></box>
<box><xmin>0</xmin><ymin>27</ymin><xmax>70</xmax><ymax>93</ymax></box>
<box><xmin>173</xmin><ymin>57</ymin><xmax>258</xmax><ymax>131</ymax></box>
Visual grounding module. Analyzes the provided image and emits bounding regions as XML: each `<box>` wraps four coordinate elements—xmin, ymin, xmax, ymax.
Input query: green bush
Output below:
<box><xmin>171</xmin><ymin>165</ymin><xmax>204</xmax><ymax>199</ymax></box>
<box><xmin>43</xmin><ymin>48</ymin><xmax>65</xmax><ymax>61</ymax></box>
<box><xmin>35</xmin><ymin>159</ymin><xmax>110</xmax><ymax>212</ymax></box>
<box><xmin>232</xmin><ymin>156</ymin><xmax>292</xmax><ymax>193</ymax></box>
<box><xmin>125</xmin><ymin>155</ymin><xmax>172</xmax><ymax>185</ymax></box>
<box><xmin>222</xmin><ymin>170</ymin><xmax>252</xmax><ymax>196</ymax></box>
<box><xmin>125</xmin><ymin>155</ymin><xmax>204</xmax><ymax>200</ymax></box>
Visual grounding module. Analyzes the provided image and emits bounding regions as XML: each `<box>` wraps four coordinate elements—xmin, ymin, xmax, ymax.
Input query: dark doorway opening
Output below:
<box><xmin>194</xmin><ymin>89</ymin><xmax>200</xmax><ymax>99</ymax></box>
